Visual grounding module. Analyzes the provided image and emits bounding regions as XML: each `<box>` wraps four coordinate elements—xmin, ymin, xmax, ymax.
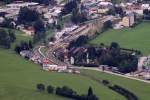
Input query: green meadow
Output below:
<box><xmin>90</xmin><ymin>22</ymin><xmax>150</xmax><ymax>55</ymax></box>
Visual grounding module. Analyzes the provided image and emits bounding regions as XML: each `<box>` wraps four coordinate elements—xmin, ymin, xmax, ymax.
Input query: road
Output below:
<box><xmin>70</xmin><ymin>67</ymin><xmax>150</xmax><ymax>84</ymax></box>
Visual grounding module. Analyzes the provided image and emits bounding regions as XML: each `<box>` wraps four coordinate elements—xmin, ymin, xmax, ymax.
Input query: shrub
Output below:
<box><xmin>102</xmin><ymin>80</ymin><xmax>110</xmax><ymax>85</ymax></box>
<box><xmin>36</xmin><ymin>84</ymin><xmax>45</xmax><ymax>92</ymax></box>
<box><xmin>47</xmin><ymin>85</ymin><xmax>54</xmax><ymax>93</ymax></box>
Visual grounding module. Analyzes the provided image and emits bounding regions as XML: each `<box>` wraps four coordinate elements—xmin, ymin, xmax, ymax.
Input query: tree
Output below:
<box><xmin>47</xmin><ymin>85</ymin><xmax>54</xmax><ymax>93</ymax></box>
<box><xmin>71</xmin><ymin>8</ymin><xmax>87</xmax><ymax>24</ymax></box>
<box><xmin>20</xmin><ymin>41</ymin><xmax>29</xmax><ymax>50</ymax></box>
<box><xmin>68</xmin><ymin>35</ymin><xmax>88</xmax><ymax>49</ymax></box>
<box><xmin>36</xmin><ymin>84</ymin><xmax>45</xmax><ymax>92</ymax></box>
<box><xmin>28</xmin><ymin>40</ymin><xmax>33</xmax><ymax>49</ymax></box>
<box><xmin>110</xmin><ymin>42</ymin><xmax>120</xmax><ymax>49</ymax></box>
<box><xmin>61</xmin><ymin>0</ymin><xmax>78</xmax><ymax>15</ymax></box>
<box><xmin>34</xmin><ymin>20</ymin><xmax>46</xmax><ymax>33</ymax></box>
<box><xmin>55</xmin><ymin>87</ymin><xmax>61</xmax><ymax>95</ymax></box>
<box><xmin>87</xmin><ymin>46</ymin><xmax>96</xmax><ymax>60</ymax></box>
<box><xmin>100</xmin><ymin>53</ymin><xmax>116</xmax><ymax>66</ymax></box>
<box><xmin>87</xmin><ymin>87</ymin><xmax>99</xmax><ymax>100</ymax></box>
<box><xmin>71</xmin><ymin>8</ymin><xmax>80</xmax><ymax>24</ymax></box>
<box><xmin>33</xmin><ymin>20</ymin><xmax>46</xmax><ymax>43</ymax></box>
<box><xmin>0</xmin><ymin>29</ymin><xmax>11</xmax><ymax>49</ymax></box>
<box><xmin>88</xmin><ymin>86</ymin><xmax>93</xmax><ymax>96</ymax></box>
<box><xmin>8</xmin><ymin>30</ymin><xmax>16</xmax><ymax>42</ymax></box>
<box><xmin>14</xmin><ymin>45</ymin><xmax>21</xmax><ymax>54</ymax></box>
<box><xmin>14</xmin><ymin>40</ymin><xmax>33</xmax><ymax>54</ymax></box>
<box><xmin>87</xmin><ymin>94</ymin><xmax>99</xmax><ymax>100</ymax></box>
<box><xmin>0</xmin><ymin>18</ymin><xmax>16</xmax><ymax>29</ymax></box>
<box><xmin>119</xmin><ymin>58</ymin><xmax>138</xmax><ymax>73</ymax></box>
<box><xmin>102</xmin><ymin>20</ymin><xmax>112</xmax><ymax>31</ymax></box>
<box><xmin>75</xmin><ymin>35</ymin><xmax>88</xmax><ymax>46</ymax></box>
<box><xmin>18</xmin><ymin>7</ymin><xmax>40</xmax><ymax>24</ymax></box>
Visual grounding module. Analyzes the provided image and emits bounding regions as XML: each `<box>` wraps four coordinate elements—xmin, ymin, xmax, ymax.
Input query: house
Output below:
<box><xmin>6</xmin><ymin>2</ymin><xmax>39</xmax><ymax>9</ymax></box>
<box><xmin>122</xmin><ymin>12</ymin><xmax>135</xmax><ymax>27</ymax></box>
<box><xmin>97</xmin><ymin>8</ymin><xmax>109</xmax><ymax>14</ymax></box>
<box><xmin>22</xmin><ymin>26</ymin><xmax>35</xmax><ymax>36</ymax></box>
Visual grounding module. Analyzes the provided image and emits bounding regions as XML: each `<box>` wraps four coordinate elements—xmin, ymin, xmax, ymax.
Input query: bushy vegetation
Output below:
<box><xmin>0</xmin><ymin>18</ymin><xmax>15</xmax><ymax>29</ymax></box>
<box><xmin>37</xmin><ymin>84</ymin><xmax>45</xmax><ymax>92</ymax></box>
<box><xmin>109</xmin><ymin>85</ymin><xmax>138</xmax><ymax>100</ymax></box>
<box><xmin>0</xmin><ymin>29</ymin><xmax>16</xmax><ymax>49</ymax></box>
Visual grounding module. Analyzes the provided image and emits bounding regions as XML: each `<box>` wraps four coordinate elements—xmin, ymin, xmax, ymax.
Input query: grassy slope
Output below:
<box><xmin>82</xmin><ymin>70</ymin><xmax>150</xmax><ymax>100</ymax></box>
<box><xmin>90</xmin><ymin>22</ymin><xmax>150</xmax><ymax>55</ymax></box>
<box><xmin>0</xmin><ymin>49</ymin><xmax>125</xmax><ymax>100</ymax></box>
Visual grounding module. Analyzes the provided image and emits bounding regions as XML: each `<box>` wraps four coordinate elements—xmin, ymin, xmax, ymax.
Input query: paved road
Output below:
<box><xmin>38</xmin><ymin>46</ymin><xmax>46</xmax><ymax>57</ymax></box>
<box><xmin>70</xmin><ymin>67</ymin><xmax>150</xmax><ymax>84</ymax></box>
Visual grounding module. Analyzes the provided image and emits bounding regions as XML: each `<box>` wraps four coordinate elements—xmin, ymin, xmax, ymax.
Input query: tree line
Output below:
<box><xmin>36</xmin><ymin>84</ymin><xmax>99</xmax><ymax>100</ymax></box>
<box><xmin>109</xmin><ymin>85</ymin><xmax>138</xmax><ymax>100</ymax></box>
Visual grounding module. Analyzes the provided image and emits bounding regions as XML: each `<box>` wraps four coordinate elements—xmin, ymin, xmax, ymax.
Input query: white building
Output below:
<box><xmin>43</xmin><ymin>64</ymin><xmax>67</xmax><ymax>71</ymax></box>
<box><xmin>141</xmin><ymin>4</ymin><xmax>150</xmax><ymax>10</ymax></box>
<box><xmin>6</xmin><ymin>2</ymin><xmax>39</xmax><ymax>9</ymax></box>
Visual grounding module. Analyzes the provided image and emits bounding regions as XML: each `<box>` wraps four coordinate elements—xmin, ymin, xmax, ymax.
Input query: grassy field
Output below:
<box><xmin>89</xmin><ymin>22</ymin><xmax>150</xmax><ymax>55</ymax></box>
<box><xmin>0</xmin><ymin>49</ymin><xmax>126</xmax><ymax>100</ymax></box>
<box><xmin>81</xmin><ymin>70</ymin><xmax>150</xmax><ymax>100</ymax></box>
